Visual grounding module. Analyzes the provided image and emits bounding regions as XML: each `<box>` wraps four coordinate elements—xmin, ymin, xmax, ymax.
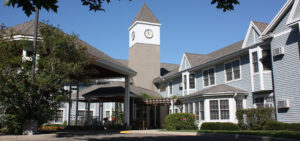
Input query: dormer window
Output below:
<box><xmin>189</xmin><ymin>73</ymin><xmax>195</xmax><ymax>89</ymax></box>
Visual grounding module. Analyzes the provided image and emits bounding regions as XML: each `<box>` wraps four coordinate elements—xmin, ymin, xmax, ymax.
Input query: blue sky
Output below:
<box><xmin>0</xmin><ymin>0</ymin><xmax>286</xmax><ymax>64</ymax></box>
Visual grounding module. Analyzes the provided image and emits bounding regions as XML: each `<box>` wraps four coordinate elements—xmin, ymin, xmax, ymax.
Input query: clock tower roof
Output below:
<box><xmin>130</xmin><ymin>3</ymin><xmax>160</xmax><ymax>27</ymax></box>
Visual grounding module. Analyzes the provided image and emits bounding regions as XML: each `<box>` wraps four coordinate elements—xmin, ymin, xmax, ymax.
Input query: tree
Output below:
<box><xmin>4</xmin><ymin>0</ymin><xmax>239</xmax><ymax>17</ymax></box>
<box><xmin>0</xmin><ymin>23</ymin><xmax>90</xmax><ymax>134</ymax></box>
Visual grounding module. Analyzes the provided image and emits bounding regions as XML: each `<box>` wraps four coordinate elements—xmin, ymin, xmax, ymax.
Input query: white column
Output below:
<box><xmin>170</xmin><ymin>99</ymin><xmax>174</xmax><ymax>114</ymax></box>
<box><xmin>68</xmin><ymin>84</ymin><xmax>72</xmax><ymax>126</ymax></box>
<box><xmin>87</xmin><ymin>98</ymin><xmax>91</xmax><ymax>125</ymax></box>
<box><xmin>124</xmin><ymin>76</ymin><xmax>130</xmax><ymax>126</ymax></box>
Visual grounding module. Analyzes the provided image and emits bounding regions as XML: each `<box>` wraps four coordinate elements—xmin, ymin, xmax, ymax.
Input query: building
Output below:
<box><xmin>5</xmin><ymin>0</ymin><xmax>300</xmax><ymax>128</ymax></box>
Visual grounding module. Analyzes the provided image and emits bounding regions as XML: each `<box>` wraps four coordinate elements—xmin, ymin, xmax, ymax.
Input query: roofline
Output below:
<box><xmin>180</xmin><ymin>91</ymin><xmax>248</xmax><ymax>101</ymax></box>
<box><xmin>94</xmin><ymin>58</ymin><xmax>137</xmax><ymax>77</ymax></box>
<box><xmin>241</xmin><ymin>21</ymin><xmax>263</xmax><ymax>48</ymax></box>
<box><xmin>129</xmin><ymin>20</ymin><xmax>161</xmax><ymax>30</ymax></box>
<box><xmin>154</xmin><ymin>41</ymin><xmax>268</xmax><ymax>83</ymax></box>
<box><xmin>260</xmin><ymin>0</ymin><xmax>294</xmax><ymax>38</ymax></box>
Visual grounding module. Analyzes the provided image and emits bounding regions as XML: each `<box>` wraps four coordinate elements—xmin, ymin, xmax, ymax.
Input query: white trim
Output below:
<box><xmin>128</xmin><ymin>20</ymin><xmax>161</xmax><ymax>30</ymax></box>
<box><xmin>188</xmin><ymin>72</ymin><xmax>196</xmax><ymax>91</ymax></box>
<box><xmin>182</xmin><ymin>71</ymin><xmax>189</xmax><ymax>96</ymax></box>
<box><xmin>287</xmin><ymin>0</ymin><xmax>300</xmax><ymax>25</ymax></box>
<box><xmin>179</xmin><ymin>53</ymin><xmax>192</xmax><ymax>71</ymax></box>
<box><xmin>258</xmin><ymin>47</ymin><xmax>265</xmax><ymax>90</ymax></box>
<box><xmin>249</xmin><ymin>49</ymin><xmax>255</xmax><ymax>92</ymax></box>
<box><xmin>260</xmin><ymin>0</ymin><xmax>294</xmax><ymax>38</ymax></box>
<box><xmin>224</xmin><ymin>58</ymin><xmax>242</xmax><ymax>83</ymax></box>
<box><xmin>168</xmin><ymin>80</ymin><xmax>173</xmax><ymax>97</ymax></box>
<box><xmin>54</xmin><ymin>108</ymin><xmax>65</xmax><ymax>124</ymax></box>
<box><xmin>242</xmin><ymin>21</ymin><xmax>263</xmax><ymax>48</ymax></box>
<box><xmin>202</xmin><ymin>66</ymin><xmax>216</xmax><ymax>88</ymax></box>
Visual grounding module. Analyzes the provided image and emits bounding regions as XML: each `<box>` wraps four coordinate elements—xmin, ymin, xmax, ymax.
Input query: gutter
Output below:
<box><xmin>94</xmin><ymin>59</ymin><xmax>137</xmax><ymax>77</ymax></box>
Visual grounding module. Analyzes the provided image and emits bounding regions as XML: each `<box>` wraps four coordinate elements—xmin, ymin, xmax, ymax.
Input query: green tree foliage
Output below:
<box><xmin>0</xmin><ymin>23</ymin><xmax>89</xmax><ymax>134</ymax></box>
<box><xmin>4</xmin><ymin>0</ymin><xmax>239</xmax><ymax>17</ymax></box>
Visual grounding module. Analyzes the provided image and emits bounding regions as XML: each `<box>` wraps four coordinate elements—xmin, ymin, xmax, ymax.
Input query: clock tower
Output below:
<box><xmin>128</xmin><ymin>4</ymin><xmax>161</xmax><ymax>90</ymax></box>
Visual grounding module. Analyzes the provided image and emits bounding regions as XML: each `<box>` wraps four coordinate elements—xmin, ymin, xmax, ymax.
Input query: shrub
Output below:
<box><xmin>236</xmin><ymin>108</ymin><xmax>274</xmax><ymax>130</ymax></box>
<box><xmin>164</xmin><ymin>113</ymin><xmax>196</xmax><ymax>130</ymax></box>
<box><xmin>200</xmin><ymin>122</ymin><xmax>239</xmax><ymax>130</ymax></box>
<box><xmin>264</xmin><ymin>120</ymin><xmax>300</xmax><ymax>131</ymax></box>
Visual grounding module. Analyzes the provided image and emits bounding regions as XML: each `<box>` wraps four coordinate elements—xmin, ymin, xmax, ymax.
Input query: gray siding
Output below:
<box><xmin>159</xmin><ymin>82</ymin><xmax>168</xmax><ymax>97</ymax></box>
<box><xmin>263</xmin><ymin>72</ymin><xmax>273</xmax><ymax>90</ymax></box>
<box><xmin>273</xmin><ymin>8</ymin><xmax>292</xmax><ymax>34</ymax></box>
<box><xmin>246</xmin><ymin>30</ymin><xmax>255</xmax><ymax>47</ymax></box>
<box><xmin>294</xmin><ymin>2</ymin><xmax>300</xmax><ymax>19</ymax></box>
<box><xmin>172</xmin><ymin>77</ymin><xmax>182</xmax><ymax>97</ymax></box>
<box><xmin>271</xmin><ymin>27</ymin><xmax>300</xmax><ymax>123</ymax></box>
<box><xmin>195</xmin><ymin>70</ymin><xmax>203</xmax><ymax>91</ymax></box>
<box><xmin>181</xmin><ymin>57</ymin><xmax>191</xmax><ymax>71</ymax></box>
<box><xmin>254</xmin><ymin>29</ymin><xmax>262</xmax><ymax>43</ymax></box>
<box><xmin>253</xmin><ymin>74</ymin><xmax>261</xmax><ymax>91</ymax></box>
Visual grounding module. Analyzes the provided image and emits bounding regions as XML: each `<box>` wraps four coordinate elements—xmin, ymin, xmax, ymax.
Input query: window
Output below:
<box><xmin>210</xmin><ymin>100</ymin><xmax>230</xmax><ymax>120</ymax></box>
<box><xmin>220</xmin><ymin>100</ymin><xmax>230</xmax><ymax>119</ymax></box>
<box><xmin>262</xmin><ymin>49</ymin><xmax>272</xmax><ymax>71</ymax></box>
<box><xmin>200</xmin><ymin>101</ymin><xmax>205</xmax><ymax>120</ymax></box>
<box><xmin>203</xmin><ymin>68</ymin><xmax>215</xmax><ymax>87</ymax></box>
<box><xmin>252</xmin><ymin>52</ymin><xmax>259</xmax><ymax>73</ymax></box>
<box><xmin>225</xmin><ymin>60</ymin><xmax>240</xmax><ymax>81</ymax></box>
<box><xmin>210</xmin><ymin>100</ymin><xmax>219</xmax><ymax>120</ymax></box>
<box><xmin>54</xmin><ymin>110</ymin><xmax>63</xmax><ymax>123</ymax></box>
<box><xmin>195</xmin><ymin>102</ymin><xmax>199</xmax><ymax>120</ymax></box>
<box><xmin>185</xmin><ymin>103</ymin><xmax>188</xmax><ymax>113</ymax></box>
<box><xmin>106</xmin><ymin>111</ymin><xmax>110</xmax><ymax>117</ymax></box>
<box><xmin>160</xmin><ymin>83</ymin><xmax>166</xmax><ymax>92</ymax></box>
<box><xmin>189</xmin><ymin>73</ymin><xmax>195</xmax><ymax>89</ymax></box>
<box><xmin>78</xmin><ymin>110</ymin><xmax>93</xmax><ymax>117</ymax></box>
<box><xmin>255</xmin><ymin>97</ymin><xmax>264</xmax><ymax>108</ymax></box>
<box><xmin>189</xmin><ymin>103</ymin><xmax>193</xmax><ymax>113</ymax></box>
<box><xmin>236</xmin><ymin>100</ymin><xmax>243</xmax><ymax>110</ymax></box>
<box><xmin>183</xmin><ymin>75</ymin><xmax>187</xmax><ymax>90</ymax></box>
<box><xmin>168</xmin><ymin>81</ymin><xmax>173</xmax><ymax>95</ymax></box>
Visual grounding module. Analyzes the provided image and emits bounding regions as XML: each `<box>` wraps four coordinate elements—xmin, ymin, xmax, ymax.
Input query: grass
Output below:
<box><xmin>160</xmin><ymin>130</ymin><xmax>300</xmax><ymax>139</ymax></box>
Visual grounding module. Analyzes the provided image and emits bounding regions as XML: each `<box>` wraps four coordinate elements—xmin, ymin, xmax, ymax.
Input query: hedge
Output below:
<box><xmin>263</xmin><ymin>120</ymin><xmax>300</xmax><ymax>131</ymax></box>
<box><xmin>236</xmin><ymin>108</ymin><xmax>274</xmax><ymax>130</ymax></box>
<box><xmin>200</xmin><ymin>122</ymin><xmax>240</xmax><ymax>130</ymax></box>
<box><xmin>164</xmin><ymin>113</ymin><xmax>196</xmax><ymax>130</ymax></box>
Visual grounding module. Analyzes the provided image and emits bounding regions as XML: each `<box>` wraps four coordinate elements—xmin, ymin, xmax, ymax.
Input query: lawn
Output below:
<box><xmin>161</xmin><ymin>130</ymin><xmax>300</xmax><ymax>140</ymax></box>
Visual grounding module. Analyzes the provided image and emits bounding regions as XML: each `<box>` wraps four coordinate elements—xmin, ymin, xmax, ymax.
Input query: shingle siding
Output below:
<box><xmin>271</xmin><ymin>8</ymin><xmax>300</xmax><ymax>122</ymax></box>
<box><xmin>195</xmin><ymin>70</ymin><xmax>203</xmax><ymax>91</ymax></box>
<box><xmin>246</xmin><ymin>30</ymin><xmax>255</xmax><ymax>47</ymax></box>
<box><xmin>172</xmin><ymin>77</ymin><xmax>182</xmax><ymax>96</ymax></box>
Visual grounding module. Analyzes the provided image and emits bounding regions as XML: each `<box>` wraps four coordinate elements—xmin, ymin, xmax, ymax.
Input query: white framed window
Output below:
<box><xmin>183</xmin><ymin>74</ymin><xmax>187</xmax><ymax>90</ymax></box>
<box><xmin>252</xmin><ymin>52</ymin><xmax>259</xmax><ymax>73</ymax></box>
<box><xmin>209</xmin><ymin>99</ymin><xmax>230</xmax><ymax>120</ymax></box>
<box><xmin>189</xmin><ymin>73</ymin><xmax>195</xmax><ymax>89</ymax></box>
<box><xmin>200</xmin><ymin>101</ymin><xmax>205</xmax><ymax>120</ymax></box>
<box><xmin>195</xmin><ymin>102</ymin><xmax>199</xmax><ymax>121</ymax></box>
<box><xmin>203</xmin><ymin>68</ymin><xmax>215</xmax><ymax>87</ymax></box>
<box><xmin>225</xmin><ymin>59</ymin><xmax>241</xmax><ymax>82</ymax></box>
<box><xmin>188</xmin><ymin>103</ymin><xmax>193</xmax><ymax>113</ymax></box>
<box><xmin>54</xmin><ymin>109</ymin><xmax>64</xmax><ymax>123</ymax></box>
<box><xmin>168</xmin><ymin>81</ymin><xmax>173</xmax><ymax>96</ymax></box>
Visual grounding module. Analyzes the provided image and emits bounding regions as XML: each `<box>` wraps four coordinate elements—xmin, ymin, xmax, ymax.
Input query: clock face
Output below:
<box><xmin>131</xmin><ymin>31</ymin><xmax>135</xmax><ymax>41</ymax></box>
<box><xmin>144</xmin><ymin>29</ymin><xmax>153</xmax><ymax>39</ymax></box>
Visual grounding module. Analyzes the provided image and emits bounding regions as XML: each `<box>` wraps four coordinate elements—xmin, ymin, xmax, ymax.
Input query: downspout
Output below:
<box><xmin>270</xmin><ymin>42</ymin><xmax>278</xmax><ymax>121</ymax></box>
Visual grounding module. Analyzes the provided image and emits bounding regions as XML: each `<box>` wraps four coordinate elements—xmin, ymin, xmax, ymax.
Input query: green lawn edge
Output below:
<box><xmin>159</xmin><ymin>130</ymin><xmax>300</xmax><ymax>139</ymax></box>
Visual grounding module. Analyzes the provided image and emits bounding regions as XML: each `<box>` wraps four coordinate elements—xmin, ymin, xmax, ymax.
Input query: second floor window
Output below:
<box><xmin>168</xmin><ymin>81</ymin><xmax>173</xmax><ymax>95</ymax></box>
<box><xmin>252</xmin><ymin>52</ymin><xmax>259</xmax><ymax>73</ymax></box>
<box><xmin>200</xmin><ymin>101</ymin><xmax>205</xmax><ymax>120</ymax></box>
<box><xmin>203</xmin><ymin>68</ymin><xmax>215</xmax><ymax>87</ymax></box>
<box><xmin>225</xmin><ymin>60</ymin><xmax>240</xmax><ymax>81</ymax></box>
<box><xmin>189</xmin><ymin>73</ymin><xmax>195</xmax><ymax>89</ymax></box>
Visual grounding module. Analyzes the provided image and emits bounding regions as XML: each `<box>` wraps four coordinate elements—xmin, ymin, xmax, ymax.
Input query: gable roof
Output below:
<box><xmin>185</xmin><ymin>53</ymin><xmax>210</xmax><ymax>68</ymax></box>
<box><xmin>154</xmin><ymin>40</ymin><xmax>244</xmax><ymax>83</ymax></box>
<box><xmin>73</xmin><ymin>81</ymin><xmax>162</xmax><ymax>100</ymax></box>
<box><xmin>130</xmin><ymin>3</ymin><xmax>160</xmax><ymax>27</ymax></box>
<box><xmin>6</xmin><ymin>20</ymin><xmax>136</xmax><ymax>76</ymax></box>
<box><xmin>252</xmin><ymin>21</ymin><xmax>269</xmax><ymax>33</ymax></box>
<box><xmin>180</xmin><ymin>84</ymin><xmax>248</xmax><ymax>100</ymax></box>
<box><xmin>261</xmin><ymin>0</ymin><xmax>295</xmax><ymax>38</ymax></box>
